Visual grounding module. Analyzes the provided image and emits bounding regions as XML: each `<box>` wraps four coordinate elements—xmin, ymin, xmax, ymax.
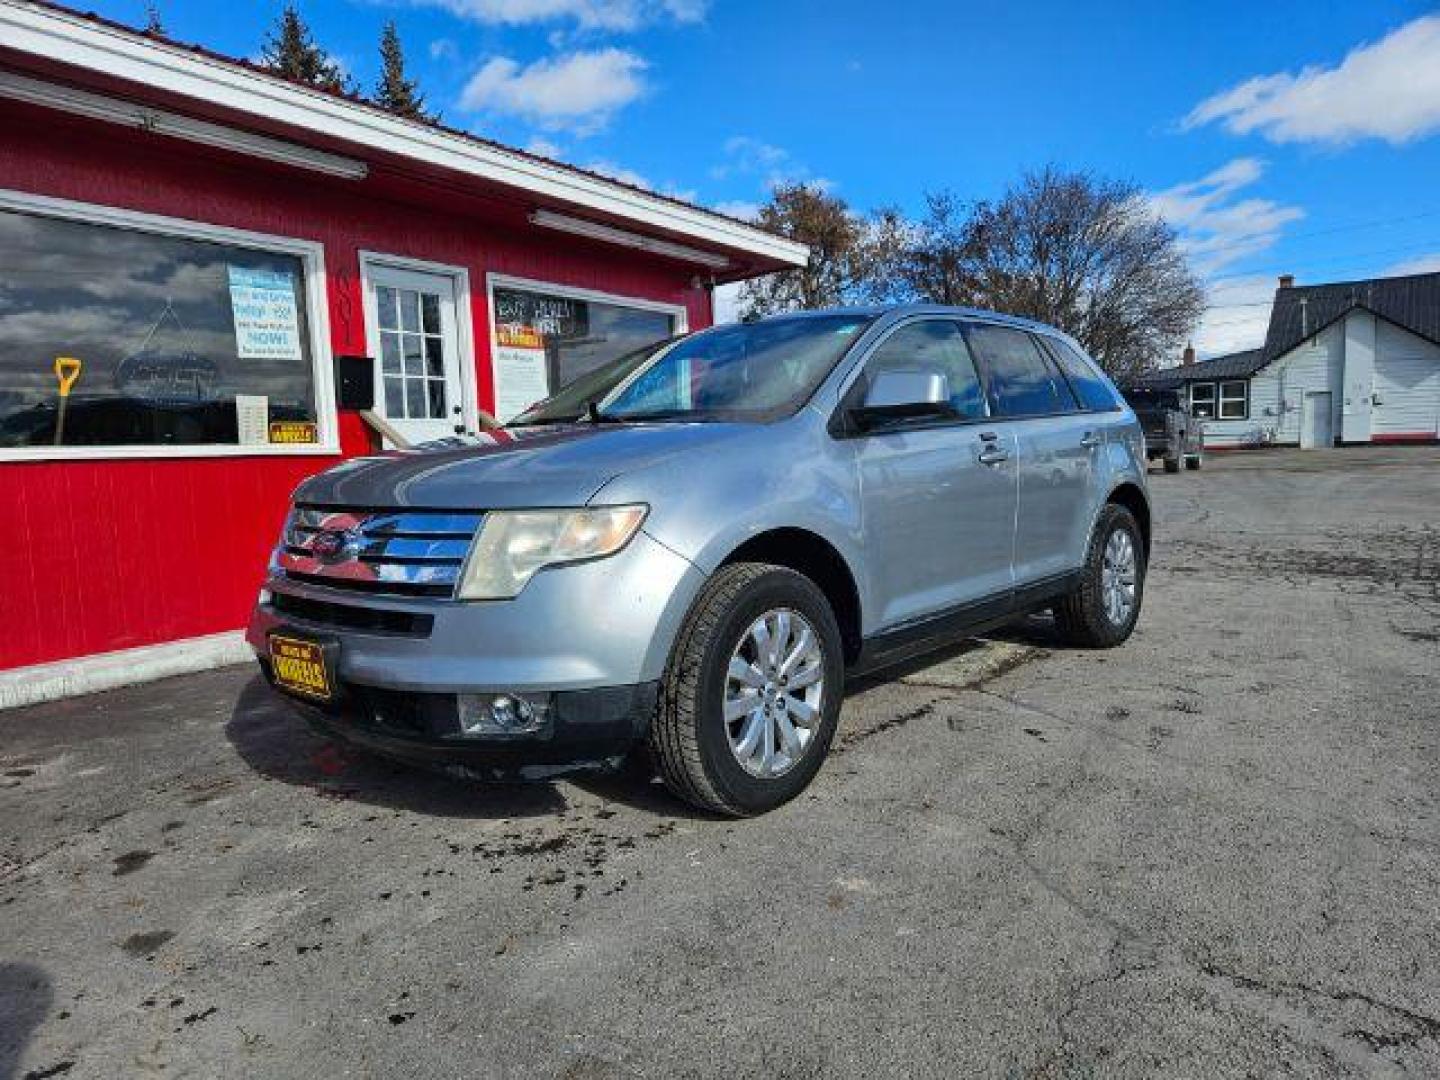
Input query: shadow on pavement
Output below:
<box><xmin>0</xmin><ymin>961</ymin><xmax>54</xmax><ymax>1080</ymax></box>
<box><xmin>224</xmin><ymin>674</ymin><xmax>714</xmax><ymax>820</ymax></box>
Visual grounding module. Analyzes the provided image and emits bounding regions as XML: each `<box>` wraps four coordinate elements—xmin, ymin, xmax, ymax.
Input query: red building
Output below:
<box><xmin>0</xmin><ymin>0</ymin><xmax>804</xmax><ymax>704</ymax></box>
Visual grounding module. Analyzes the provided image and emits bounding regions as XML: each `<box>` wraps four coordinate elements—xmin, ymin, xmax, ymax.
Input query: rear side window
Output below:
<box><xmin>866</xmin><ymin>319</ymin><xmax>988</xmax><ymax>420</ymax></box>
<box><xmin>1038</xmin><ymin>336</ymin><xmax>1122</xmax><ymax>412</ymax></box>
<box><xmin>964</xmin><ymin>323</ymin><xmax>1078</xmax><ymax>417</ymax></box>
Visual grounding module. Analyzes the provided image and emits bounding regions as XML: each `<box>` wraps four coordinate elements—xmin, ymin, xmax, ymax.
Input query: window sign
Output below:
<box><xmin>228</xmin><ymin>266</ymin><xmax>302</xmax><ymax>361</ymax></box>
<box><xmin>493</xmin><ymin>323</ymin><xmax>552</xmax><ymax>423</ymax></box>
<box><xmin>0</xmin><ymin>206</ymin><xmax>321</xmax><ymax>450</ymax></box>
<box><xmin>490</xmin><ymin>283</ymin><xmax>678</xmax><ymax>420</ymax></box>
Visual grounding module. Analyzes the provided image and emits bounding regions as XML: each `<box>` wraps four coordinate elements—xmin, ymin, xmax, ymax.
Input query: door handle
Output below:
<box><xmin>1080</xmin><ymin>431</ymin><xmax>1101</xmax><ymax>448</ymax></box>
<box><xmin>977</xmin><ymin>440</ymin><xmax>1009</xmax><ymax>466</ymax></box>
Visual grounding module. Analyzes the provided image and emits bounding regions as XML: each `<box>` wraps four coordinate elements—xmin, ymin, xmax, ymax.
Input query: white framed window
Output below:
<box><xmin>0</xmin><ymin>188</ymin><xmax>335</xmax><ymax>460</ymax></box>
<box><xmin>486</xmin><ymin>273</ymin><xmax>687</xmax><ymax>423</ymax></box>
<box><xmin>1189</xmin><ymin>382</ymin><xmax>1216</xmax><ymax>419</ymax></box>
<box><xmin>1218</xmin><ymin>379</ymin><xmax>1249</xmax><ymax>420</ymax></box>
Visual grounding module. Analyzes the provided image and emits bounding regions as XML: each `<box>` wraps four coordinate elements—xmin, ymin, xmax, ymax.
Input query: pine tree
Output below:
<box><xmin>374</xmin><ymin>21</ymin><xmax>433</xmax><ymax>121</ymax></box>
<box><xmin>260</xmin><ymin>4</ymin><xmax>354</xmax><ymax>95</ymax></box>
<box><xmin>143</xmin><ymin>3</ymin><xmax>165</xmax><ymax>35</ymax></box>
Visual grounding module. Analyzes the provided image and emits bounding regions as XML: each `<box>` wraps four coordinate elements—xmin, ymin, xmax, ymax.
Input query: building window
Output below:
<box><xmin>489</xmin><ymin>278</ymin><xmax>683</xmax><ymax>421</ymax></box>
<box><xmin>1218</xmin><ymin>379</ymin><xmax>1249</xmax><ymax>420</ymax></box>
<box><xmin>0</xmin><ymin>198</ymin><xmax>328</xmax><ymax>454</ymax></box>
<box><xmin>1189</xmin><ymin>382</ymin><xmax>1216</xmax><ymax>419</ymax></box>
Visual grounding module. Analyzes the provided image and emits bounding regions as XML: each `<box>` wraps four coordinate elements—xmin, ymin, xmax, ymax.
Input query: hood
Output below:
<box><xmin>293</xmin><ymin>423</ymin><xmax>753</xmax><ymax>509</ymax></box>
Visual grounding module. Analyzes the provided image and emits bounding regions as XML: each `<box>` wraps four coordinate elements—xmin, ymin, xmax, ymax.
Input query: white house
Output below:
<box><xmin>1131</xmin><ymin>272</ymin><xmax>1440</xmax><ymax>448</ymax></box>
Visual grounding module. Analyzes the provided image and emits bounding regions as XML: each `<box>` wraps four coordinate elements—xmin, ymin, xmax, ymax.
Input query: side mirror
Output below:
<box><xmin>850</xmin><ymin>369</ymin><xmax>954</xmax><ymax>430</ymax></box>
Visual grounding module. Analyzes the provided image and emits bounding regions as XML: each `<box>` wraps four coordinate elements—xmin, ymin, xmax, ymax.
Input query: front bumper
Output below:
<box><xmin>245</xmin><ymin>528</ymin><xmax>705</xmax><ymax>775</ymax></box>
<box><xmin>261</xmin><ymin>660</ymin><xmax>658</xmax><ymax>779</ymax></box>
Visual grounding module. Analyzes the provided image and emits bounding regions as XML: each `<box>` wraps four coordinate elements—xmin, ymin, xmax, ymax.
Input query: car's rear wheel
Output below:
<box><xmin>1053</xmin><ymin>504</ymin><xmax>1146</xmax><ymax>647</ymax></box>
<box><xmin>649</xmin><ymin>562</ymin><xmax>844</xmax><ymax>816</ymax></box>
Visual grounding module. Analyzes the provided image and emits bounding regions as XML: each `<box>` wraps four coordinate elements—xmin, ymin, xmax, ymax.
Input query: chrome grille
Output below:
<box><xmin>277</xmin><ymin>506</ymin><xmax>482</xmax><ymax>598</ymax></box>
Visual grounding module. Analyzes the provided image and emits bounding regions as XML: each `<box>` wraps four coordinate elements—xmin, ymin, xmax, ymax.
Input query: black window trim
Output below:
<box><xmin>1189</xmin><ymin>381</ymin><xmax>1217</xmax><ymax>419</ymax></box>
<box><xmin>1218</xmin><ymin>378</ymin><xmax>1250</xmax><ymax>421</ymax></box>
<box><xmin>830</xmin><ymin>314</ymin><xmax>995</xmax><ymax>439</ymax></box>
<box><xmin>961</xmin><ymin>320</ymin><xmax>1082</xmax><ymax>422</ymax></box>
<box><xmin>1032</xmin><ymin>333</ymin><xmax>1124</xmax><ymax>415</ymax></box>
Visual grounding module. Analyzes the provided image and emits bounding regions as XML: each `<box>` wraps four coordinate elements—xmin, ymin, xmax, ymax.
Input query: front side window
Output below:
<box><xmin>1219</xmin><ymin>379</ymin><xmax>1249</xmax><ymax>419</ymax></box>
<box><xmin>1039</xmin><ymin>336</ymin><xmax>1121</xmax><ymax>412</ymax></box>
<box><xmin>864</xmin><ymin>319</ymin><xmax>987</xmax><ymax>421</ymax></box>
<box><xmin>964</xmin><ymin>322</ymin><xmax>1078</xmax><ymax>417</ymax></box>
<box><xmin>1189</xmin><ymin>382</ymin><xmax>1216</xmax><ymax>419</ymax></box>
<box><xmin>600</xmin><ymin>312</ymin><xmax>876</xmax><ymax>422</ymax></box>
<box><xmin>0</xmin><ymin>206</ymin><xmax>321</xmax><ymax>450</ymax></box>
<box><xmin>491</xmin><ymin>284</ymin><xmax>678</xmax><ymax>421</ymax></box>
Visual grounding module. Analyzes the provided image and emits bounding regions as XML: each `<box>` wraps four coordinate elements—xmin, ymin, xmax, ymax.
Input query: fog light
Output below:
<box><xmin>457</xmin><ymin>692</ymin><xmax>549</xmax><ymax>736</ymax></box>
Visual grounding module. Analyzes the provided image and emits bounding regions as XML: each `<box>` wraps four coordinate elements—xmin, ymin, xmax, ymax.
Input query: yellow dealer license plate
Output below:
<box><xmin>270</xmin><ymin>635</ymin><xmax>333</xmax><ymax>701</ymax></box>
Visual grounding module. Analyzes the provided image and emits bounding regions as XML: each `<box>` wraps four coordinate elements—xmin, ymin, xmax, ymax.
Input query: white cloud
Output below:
<box><xmin>429</xmin><ymin>38</ymin><xmax>459</xmax><ymax>60</ymax></box>
<box><xmin>1382</xmin><ymin>252</ymin><xmax>1440</xmax><ymax>277</ymax></box>
<box><xmin>1192</xmin><ymin>274</ymin><xmax>1277</xmax><ymax>357</ymax></box>
<box><xmin>1184</xmin><ymin>15</ymin><xmax>1440</xmax><ymax>146</ymax></box>
<box><xmin>458</xmin><ymin>48</ymin><xmax>647</xmax><ymax>133</ymax></box>
<box><xmin>1148</xmin><ymin>158</ymin><xmax>1303</xmax><ymax>276</ymax></box>
<box><xmin>711</xmin><ymin>137</ymin><xmax>789</xmax><ymax>184</ymax></box>
<box><xmin>582</xmin><ymin>159</ymin><xmax>695</xmax><ymax>202</ymax></box>
<box><xmin>711</xmin><ymin>199</ymin><xmax>760</xmax><ymax>221</ymax></box>
<box><xmin>525</xmin><ymin>135</ymin><xmax>563</xmax><ymax>158</ymax></box>
<box><xmin>422</xmin><ymin>0</ymin><xmax>706</xmax><ymax>31</ymax></box>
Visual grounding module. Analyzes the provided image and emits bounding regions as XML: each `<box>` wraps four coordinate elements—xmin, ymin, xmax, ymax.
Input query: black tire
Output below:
<box><xmin>1053</xmin><ymin>504</ymin><xmax>1146</xmax><ymax>648</ymax></box>
<box><xmin>1163</xmin><ymin>455</ymin><xmax>1181</xmax><ymax>474</ymax></box>
<box><xmin>649</xmin><ymin>562</ymin><xmax>845</xmax><ymax>817</ymax></box>
<box><xmin>1185</xmin><ymin>453</ymin><xmax>1203</xmax><ymax>470</ymax></box>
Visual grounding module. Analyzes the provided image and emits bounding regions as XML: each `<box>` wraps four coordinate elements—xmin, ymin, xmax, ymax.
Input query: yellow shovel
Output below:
<box><xmin>53</xmin><ymin>356</ymin><xmax>82</xmax><ymax>446</ymax></box>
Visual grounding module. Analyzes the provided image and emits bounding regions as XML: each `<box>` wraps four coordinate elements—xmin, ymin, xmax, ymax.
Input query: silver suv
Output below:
<box><xmin>249</xmin><ymin>305</ymin><xmax>1150</xmax><ymax>815</ymax></box>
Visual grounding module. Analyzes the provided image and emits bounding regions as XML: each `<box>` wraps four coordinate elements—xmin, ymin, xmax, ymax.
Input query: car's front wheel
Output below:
<box><xmin>1053</xmin><ymin>504</ymin><xmax>1146</xmax><ymax>647</ymax></box>
<box><xmin>649</xmin><ymin>562</ymin><xmax>844</xmax><ymax>816</ymax></box>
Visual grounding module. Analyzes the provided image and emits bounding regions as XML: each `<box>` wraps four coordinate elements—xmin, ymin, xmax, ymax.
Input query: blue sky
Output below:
<box><xmin>93</xmin><ymin>0</ymin><xmax>1440</xmax><ymax>355</ymax></box>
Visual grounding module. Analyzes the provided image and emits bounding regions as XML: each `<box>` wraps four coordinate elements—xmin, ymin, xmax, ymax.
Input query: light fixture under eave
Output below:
<box><xmin>530</xmin><ymin>210</ymin><xmax>731</xmax><ymax>270</ymax></box>
<box><xmin>0</xmin><ymin>71</ymin><xmax>369</xmax><ymax>181</ymax></box>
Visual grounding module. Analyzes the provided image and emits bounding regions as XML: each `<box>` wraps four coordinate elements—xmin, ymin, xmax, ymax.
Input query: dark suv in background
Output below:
<box><xmin>1122</xmin><ymin>387</ymin><xmax>1203</xmax><ymax>473</ymax></box>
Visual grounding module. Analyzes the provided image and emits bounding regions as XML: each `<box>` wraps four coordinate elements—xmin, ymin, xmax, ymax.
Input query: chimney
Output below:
<box><xmin>1182</xmin><ymin>343</ymin><xmax>1196</xmax><ymax>366</ymax></box>
<box><xmin>1278</xmin><ymin>274</ymin><xmax>1295</xmax><ymax>289</ymax></box>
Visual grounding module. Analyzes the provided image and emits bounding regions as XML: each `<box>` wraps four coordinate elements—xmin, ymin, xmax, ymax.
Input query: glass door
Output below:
<box><xmin>366</xmin><ymin>263</ymin><xmax>466</xmax><ymax>445</ymax></box>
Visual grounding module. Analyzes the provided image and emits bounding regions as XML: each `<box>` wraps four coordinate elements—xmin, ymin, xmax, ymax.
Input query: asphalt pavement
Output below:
<box><xmin>2</xmin><ymin>445</ymin><xmax>1438</xmax><ymax>1079</ymax></box>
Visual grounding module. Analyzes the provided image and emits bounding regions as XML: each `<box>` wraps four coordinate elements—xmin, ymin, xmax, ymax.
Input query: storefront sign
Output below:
<box><xmin>268</xmin><ymin>420</ymin><xmax>318</xmax><ymax>444</ymax></box>
<box><xmin>228</xmin><ymin>266</ymin><xmax>303</xmax><ymax>361</ymax></box>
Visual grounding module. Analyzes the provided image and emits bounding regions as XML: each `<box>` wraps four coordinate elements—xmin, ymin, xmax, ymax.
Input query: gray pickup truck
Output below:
<box><xmin>1122</xmin><ymin>387</ymin><xmax>1203</xmax><ymax>473</ymax></box>
<box><xmin>250</xmin><ymin>305</ymin><xmax>1151</xmax><ymax>815</ymax></box>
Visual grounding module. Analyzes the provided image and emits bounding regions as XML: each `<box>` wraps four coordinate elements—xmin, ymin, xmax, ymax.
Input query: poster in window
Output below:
<box><xmin>493</xmin><ymin>323</ymin><xmax>550</xmax><ymax>422</ymax></box>
<box><xmin>228</xmin><ymin>266</ymin><xmax>303</xmax><ymax>361</ymax></box>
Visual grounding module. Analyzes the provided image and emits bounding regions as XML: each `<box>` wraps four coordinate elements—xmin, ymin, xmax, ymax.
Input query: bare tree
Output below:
<box><xmin>940</xmin><ymin>168</ymin><xmax>1203</xmax><ymax>378</ymax></box>
<box><xmin>898</xmin><ymin>191</ymin><xmax>971</xmax><ymax>306</ymax></box>
<box><xmin>737</xmin><ymin>184</ymin><xmax>904</xmax><ymax>318</ymax></box>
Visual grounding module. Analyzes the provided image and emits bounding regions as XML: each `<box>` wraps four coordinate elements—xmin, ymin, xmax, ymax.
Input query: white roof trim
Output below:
<box><xmin>0</xmin><ymin>0</ymin><xmax>808</xmax><ymax>268</ymax></box>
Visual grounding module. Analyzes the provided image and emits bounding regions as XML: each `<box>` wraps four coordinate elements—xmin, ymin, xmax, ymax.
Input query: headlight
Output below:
<box><xmin>457</xmin><ymin>505</ymin><xmax>648</xmax><ymax>600</ymax></box>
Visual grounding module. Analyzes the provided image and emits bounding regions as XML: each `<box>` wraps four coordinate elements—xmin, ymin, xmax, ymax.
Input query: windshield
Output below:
<box><xmin>507</xmin><ymin>340</ymin><xmax>673</xmax><ymax>426</ymax></box>
<box><xmin>597</xmin><ymin>312</ymin><xmax>877</xmax><ymax>422</ymax></box>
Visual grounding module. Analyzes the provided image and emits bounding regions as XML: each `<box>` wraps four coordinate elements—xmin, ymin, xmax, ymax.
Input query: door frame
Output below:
<box><xmin>358</xmin><ymin>251</ymin><xmax>479</xmax><ymax>438</ymax></box>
